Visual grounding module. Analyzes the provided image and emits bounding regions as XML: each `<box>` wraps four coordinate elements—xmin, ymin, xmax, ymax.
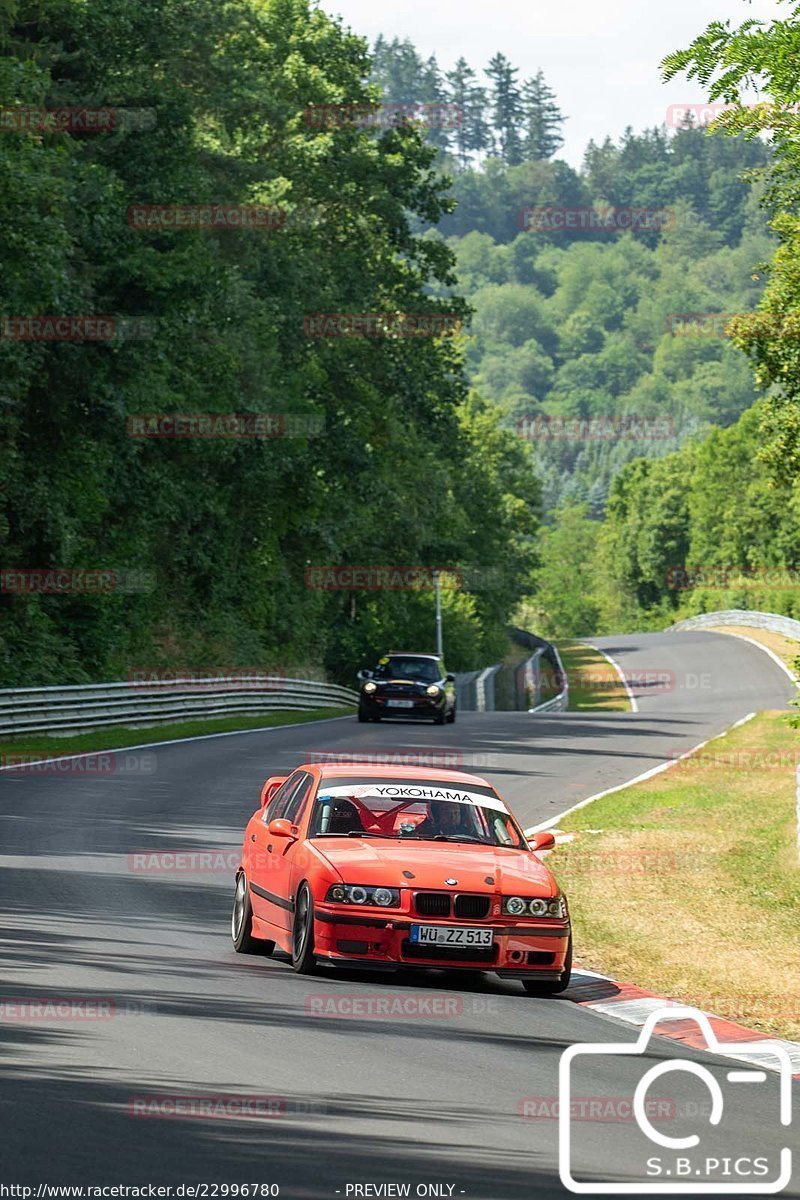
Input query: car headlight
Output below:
<box><xmin>325</xmin><ymin>884</ymin><xmax>401</xmax><ymax>908</ymax></box>
<box><xmin>502</xmin><ymin>895</ymin><xmax>567</xmax><ymax>918</ymax></box>
<box><xmin>363</xmin><ymin>681</ymin><xmax>377</xmax><ymax>694</ymax></box>
<box><xmin>426</xmin><ymin>684</ymin><xmax>441</xmax><ymax>697</ymax></box>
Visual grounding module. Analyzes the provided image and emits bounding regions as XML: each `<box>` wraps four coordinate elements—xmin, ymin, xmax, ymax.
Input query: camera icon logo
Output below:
<box><xmin>559</xmin><ymin>1006</ymin><xmax>793</xmax><ymax>1194</ymax></box>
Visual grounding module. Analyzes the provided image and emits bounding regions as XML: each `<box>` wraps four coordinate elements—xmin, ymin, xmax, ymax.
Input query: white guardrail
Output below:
<box><xmin>527</xmin><ymin>645</ymin><xmax>570</xmax><ymax>713</ymax></box>
<box><xmin>0</xmin><ymin>677</ymin><xmax>359</xmax><ymax>737</ymax></box>
<box><xmin>669</xmin><ymin>608</ymin><xmax>800</xmax><ymax>641</ymax></box>
<box><xmin>454</xmin><ymin>640</ymin><xmax>569</xmax><ymax>714</ymax></box>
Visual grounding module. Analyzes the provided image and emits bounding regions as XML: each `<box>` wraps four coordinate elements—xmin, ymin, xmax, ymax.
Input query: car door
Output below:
<box><xmin>264</xmin><ymin>772</ymin><xmax>316</xmax><ymax>936</ymax></box>
<box><xmin>247</xmin><ymin>771</ymin><xmax>307</xmax><ymax>932</ymax></box>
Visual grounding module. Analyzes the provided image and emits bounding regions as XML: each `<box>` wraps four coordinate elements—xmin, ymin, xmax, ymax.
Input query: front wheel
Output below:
<box><xmin>357</xmin><ymin>707</ymin><xmax>369</xmax><ymax>723</ymax></box>
<box><xmin>231</xmin><ymin>872</ymin><xmax>275</xmax><ymax>956</ymax></box>
<box><xmin>446</xmin><ymin>705</ymin><xmax>456</xmax><ymax>724</ymax></box>
<box><xmin>432</xmin><ymin>709</ymin><xmax>446</xmax><ymax>725</ymax></box>
<box><xmin>522</xmin><ymin>936</ymin><xmax>572</xmax><ymax>996</ymax></box>
<box><xmin>291</xmin><ymin>882</ymin><xmax>317</xmax><ymax>974</ymax></box>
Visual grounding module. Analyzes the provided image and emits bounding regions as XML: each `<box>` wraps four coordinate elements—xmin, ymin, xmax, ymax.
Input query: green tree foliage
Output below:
<box><xmin>370</xmin><ymin>39</ymin><xmax>565</xmax><ymax>171</ymax></box>
<box><xmin>0</xmin><ymin>0</ymin><xmax>540</xmax><ymax>685</ymax></box>
<box><xmin>522</xmin><ymin>505</ymin><xmax>600</xmax><ymax>637</ymax></box>
<box><xmin>662</xmin><ymin>3</ymin><xmax>800</xmax><ymax>491</ymax></box>
<box><xmin>521</xmin><ymin>71</ymin><xmax>566</xmax><ymax>161</ymax></box>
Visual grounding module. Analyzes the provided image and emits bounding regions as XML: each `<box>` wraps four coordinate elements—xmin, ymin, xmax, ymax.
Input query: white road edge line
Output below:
<box><xmin>706</xmin><ymin>628</ymin><xmax>800</xmax><ymax>687</ymax></box>
<box><xmin>584</xmin><ymin>641</ymin><xmax>638</xmax><ymax>713</ymax></box>
<box><xmin>0</xmin><ymin>714</ymin><xmax>355</xmax><ymax>773</ymax></box>
<box><xmin>524</xmin><ymin>711</ymin><xmax>757</xmax><ymax>836</ymax></box>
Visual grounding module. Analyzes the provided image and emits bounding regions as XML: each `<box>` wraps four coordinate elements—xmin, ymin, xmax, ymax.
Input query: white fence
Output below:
<box><xmin>669</xmin><ymin>609</ymin><xmax>800</xmax><ymax>641</ymax></box>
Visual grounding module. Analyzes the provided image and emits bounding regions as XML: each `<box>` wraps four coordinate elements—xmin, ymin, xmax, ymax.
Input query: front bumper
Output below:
<box><xmin>313</xmin><ymin>907</ymin><xmax>570</xmax><ymax>976</ymax></box>
<box><xmin>359</xmin><ymin>692</ymin><xmax>446</xmax><ymax>719</ymax></box>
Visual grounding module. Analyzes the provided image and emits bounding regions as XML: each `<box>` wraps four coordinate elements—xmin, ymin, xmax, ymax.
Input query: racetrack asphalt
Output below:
<box><xmin>0</xmin><ymin>631</ymin><xmax>797</xmax><ymax>1197</ymax></box>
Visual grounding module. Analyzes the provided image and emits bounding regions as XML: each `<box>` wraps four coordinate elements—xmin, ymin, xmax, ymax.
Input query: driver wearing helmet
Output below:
<box><xmin>413</xmin><ymin>799</ymin><xmax>476</xmax><ymax>840</ymax></box>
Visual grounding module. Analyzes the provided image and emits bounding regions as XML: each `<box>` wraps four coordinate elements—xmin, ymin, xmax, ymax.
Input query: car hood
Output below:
<box><xmin>312</xmin><ymin>839</ymin><xmax>557</xmax><ymax>896</ymax></box>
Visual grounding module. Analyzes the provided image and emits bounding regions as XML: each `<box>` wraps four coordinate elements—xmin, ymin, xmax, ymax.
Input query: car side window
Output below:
<box><xmin>283</xmin><ymin>772</ymin><xmax>313</xmax><ymax>828</ymax></box>
<box><xmin>263</xmin><ymin>772</ymin><xmax>302</xmax><ymax>823</ymax></box>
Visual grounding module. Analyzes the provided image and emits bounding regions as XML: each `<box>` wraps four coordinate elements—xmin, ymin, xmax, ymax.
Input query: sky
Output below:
<box><xmin>320</xmin><ymin>0</ymin><xmax>785</xmax><ymax>166</ymax></box>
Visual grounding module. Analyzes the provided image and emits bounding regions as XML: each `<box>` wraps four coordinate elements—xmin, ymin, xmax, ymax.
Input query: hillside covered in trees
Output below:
<box><xmin>372</xmin><ymin>37</ymin><xmax>774</xmax><ymax>518</ymax></box>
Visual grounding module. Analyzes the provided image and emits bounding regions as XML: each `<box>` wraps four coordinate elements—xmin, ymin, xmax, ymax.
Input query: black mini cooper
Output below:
<box><xmin>357</xmin><ymin>653</ymin><xmax>457</xmax><ymax>724</ymax></box>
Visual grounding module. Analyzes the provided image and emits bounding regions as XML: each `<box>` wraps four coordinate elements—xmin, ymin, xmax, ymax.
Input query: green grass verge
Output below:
<box><xmin>0</xmin><ymin>707</ymin><xmax>353</xmax><ymax>759</ymax></box>
<box><xmin>552</xmin><ymin>710</ymin><xmax>800</xmax><ymax>1039</ymax></box>
<box><xmin>552</xmin><ymin>639</ymin><xmax>631</xmax><ymax>711</ymax></box>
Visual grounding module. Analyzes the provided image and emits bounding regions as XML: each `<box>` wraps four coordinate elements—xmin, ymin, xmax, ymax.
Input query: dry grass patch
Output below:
<box><xmin>553</xmin><ymin>711</ymin><xmax>800</xmax><ymax>1039</ymax></box>
<box><xmin>552</xmin><ymin>640</ymin><xmax>632</xmax><ymax>712</ymax></box>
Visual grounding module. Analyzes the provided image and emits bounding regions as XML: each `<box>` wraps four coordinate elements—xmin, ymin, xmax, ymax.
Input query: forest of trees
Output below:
<box><xmin>0</xmin><ymin>0</ymin><xmax>539</xmax><ymax>686</ymax></box>
<box><xmin>4</xmin><ymin>2</ymin><xmax>800</xmax><ymax>685</ymax></box>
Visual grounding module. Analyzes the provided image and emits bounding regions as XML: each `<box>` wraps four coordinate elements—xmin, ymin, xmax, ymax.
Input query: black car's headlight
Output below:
<box><xmin>425</xmin><ymin>684</ymin><xmax>441</xmax><ymax>697</ymax></box>
<box><xmin>363</xmin><ymin>681</ymin><xmax>377</xmax><ymax>694</ymax></box>
<box><xmin>502</xmin><ymin>895</ymin><xmax>567</xmax><ymax>918</ymax></box>
<box><xmin>325</xmin><ymin>884</ymin><xmax>401</xmax><ymax>908</ymax></box>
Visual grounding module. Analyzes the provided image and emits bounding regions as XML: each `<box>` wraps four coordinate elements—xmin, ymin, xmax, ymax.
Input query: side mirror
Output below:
<box><xmin>445</xmin><ymin>673</ymin><xmax>455</xmax><ymax>683</ymax></box>
<box><xmin>357</xmin><ymin>668</ymin><xmax>372</xmax><ymax>681</ymax></box>
<box><xmin>529</xmin><ymin>831</ymin><xmax>556</xmax><ymax>853</ymax></box>
<box><xmin>268</xmin><ymin>818</ymin><xmax>295</xmax><ymax>839</ymax></box>
<box><xmin>260</xmin><ymin>775</ymin><xmax>287</xmax><ymax>808</ymax></box>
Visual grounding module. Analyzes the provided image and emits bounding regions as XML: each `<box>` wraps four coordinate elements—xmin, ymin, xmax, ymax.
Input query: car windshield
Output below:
<box><xmin>373</xmin><ymin>657</ymin><xmax>440</xmax><ymax>682</ymax></box>
<box><xmin>309</xmin><ymin>780</ymin><xmax>526</xmax><ymax>847</ymax></box>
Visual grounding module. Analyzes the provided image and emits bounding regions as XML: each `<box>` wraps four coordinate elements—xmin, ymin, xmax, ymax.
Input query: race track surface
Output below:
<box><xmin>1</xmin><ymin>632</ymin><xmax>797</xmax><ymax>1197</ymax></box>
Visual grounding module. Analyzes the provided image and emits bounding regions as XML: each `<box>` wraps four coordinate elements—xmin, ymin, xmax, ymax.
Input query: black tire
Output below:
<box><xmin>357</xmin><ymin>707</ymin><xmax>369</xmax><ymax>723</ymax></box>
<box><xmin>371</xmin><ymin>715</ymin><xmax>381</xmax><ymax>722</ymax></box>
<box><xmin>433</xmin><ymin>709</ymin><xmax>446</xmax><ymax>726</ymax></box>
<box><xmin>446</xmin><ymin>705</ymin><xmax>456</xmax><ymax>724</ymax></box>
<box><xmin>522</xmin><ymin>935</ymin><xmax>572</xmax><ymax>996</ymax></box>
<box><xmin>291</xmin><ymin>882</ymin><xmax>317</xmax><ymax>974</ymax></box>
<box><xmin>231</xmin><ymin>872</ymin><xmax>275</xmax><ymax>956</ymax></box>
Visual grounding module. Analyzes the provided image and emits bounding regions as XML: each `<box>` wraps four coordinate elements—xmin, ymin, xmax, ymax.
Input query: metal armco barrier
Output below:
<box><xmin>0</xmin><ymin>677</ymin><xmax>359</xmax><ymax>737</ymax></box>
<box><xmin>454</xmin><ymin>630</ymin><xmax>569</xmax><ymax>713</ymax></box>
<box><xmin>669</xmin><ymin>609</ymin><xmax>800</xmax><ymax>641</ymax></box>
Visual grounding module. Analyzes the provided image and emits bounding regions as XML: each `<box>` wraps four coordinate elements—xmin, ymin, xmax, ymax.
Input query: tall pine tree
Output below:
<box><xmin>486</xmin><ymin>52</ymin><xmax>524</xmax><ymax>165</ymax></box>
<box><xmin>521</xmin><ymin>70</ymin><xmax>565</xmax><ymax>160</ymax></box>
<box><xmin>445</xmin><ymin>57</ymin><xmax>490</xmax><ymax>168</ymax></box>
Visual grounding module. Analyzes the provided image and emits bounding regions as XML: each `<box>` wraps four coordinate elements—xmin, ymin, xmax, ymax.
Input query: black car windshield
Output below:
<box><xmin>310</xmin><ymin>779</ymin><xmax>527</xmax><ymax>847</ymax></box>
<box><xmin>373</xmin><ymin>657</ymin><xmax>440</xmax><ymax>682</ymax></box>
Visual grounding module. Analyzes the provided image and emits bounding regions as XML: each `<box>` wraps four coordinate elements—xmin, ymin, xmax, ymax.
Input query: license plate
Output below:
<box><xmin>386</xmin><ymin>699</ymin><xmax>414</xmax><ymax>708</ymax></box>
<box><xmin>410</xmin><ymin>925</ymin><xmax>493</xmax><ymax>947</ymax></box>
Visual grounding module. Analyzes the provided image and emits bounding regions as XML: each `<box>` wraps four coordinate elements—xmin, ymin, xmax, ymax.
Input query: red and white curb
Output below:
<box><xmin>564</xmin><ymin>969</ymin><xmax>800</xmax><ymax>1078</ymax></box>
